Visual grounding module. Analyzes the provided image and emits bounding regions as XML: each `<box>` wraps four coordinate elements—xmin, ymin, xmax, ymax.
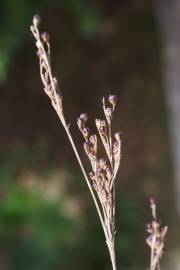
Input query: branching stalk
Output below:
<box><xmin>30</xmin><ymin>15</ymin><xmax>168</xmax><ymax>270</ymax></box>
<box><xmin>30</xmin><ymin>15</ymin><xmax>121</xmax><ymax>270</ymax></box>
<box><xmin>146</xmin><ymin>198</ymin><xmax>168</xmax><ymax>270</ymax></box>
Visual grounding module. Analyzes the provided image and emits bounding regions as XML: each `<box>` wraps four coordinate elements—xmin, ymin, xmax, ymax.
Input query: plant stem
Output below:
<box><xmin>64</xmin><ymin>123</ymin><xmax>117</xmax><ymax>270</ymax></box>
<box><xmin>108</xmin><ymin>240</ymin><xmax>117</xmax><ymax>270</ymax></box>
<box><xmin>30</xmin><ymin>17</ymin><xmax>118</xmax><ymax>270</ymax></box>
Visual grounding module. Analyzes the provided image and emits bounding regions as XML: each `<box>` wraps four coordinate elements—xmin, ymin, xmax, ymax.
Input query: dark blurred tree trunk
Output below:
<box><xmin>155</xmin><ymin>0</ymin><xmax>180</xmax><ymax>215</ymax></box>
<box><xmin>155</xmin><ymin>0</ymin><xmax>180</xmax><ymax>269</ymax></box>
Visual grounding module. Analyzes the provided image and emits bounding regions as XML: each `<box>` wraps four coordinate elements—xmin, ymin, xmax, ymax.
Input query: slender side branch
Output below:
<box><xmin>30</xmin><ymin>14</ymin><xmax>106</xmax><ymax>240</ymax></box>
<box><xmin>146</xmin><ymin>198</ymin><xmax>168</xmax><ymax>270</ymax></box>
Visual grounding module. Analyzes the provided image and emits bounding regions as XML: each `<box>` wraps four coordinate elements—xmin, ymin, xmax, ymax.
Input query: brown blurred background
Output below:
<box><xmin>0</xmin><ymin>0</ymin><xmax>179</xmax><ymax>269</ymax></box>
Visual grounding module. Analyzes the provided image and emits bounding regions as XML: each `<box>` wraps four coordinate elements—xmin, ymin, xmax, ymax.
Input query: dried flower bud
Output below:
<box><xmin>89</xmin><ymin>135</ymin><xmax>97</xmax><ymax>154</ymax></box>
<box><xmin>152</xmin><ymin>220</ymin><xmax>159</xmax><ymax>230</ymax></box>
<box><xmin>36</xmin><ymin>49</ymin><xmax>41</xmax><ymax>57</ymax></box>
<box><xmin>95</xmin><ymin>119</ymin><xmax>106</xmax><ymax>134</ymax></box>
<box><xmin>89</xmin><ymin>171</ymin><xmax>96</xmax><ymax>181</ymax></box>
<box><xmin>114</xmin><ymin>132</ymin><xmax>122</xmax><ymax>141</ymax></box>
<box><xmin>98</xmin><ymin>158</ymin><xmax>107</xmax><ymax>169</ymax></box>
<box><xmin>95</xmin><ymin>119</ymin><xmax>100</xmax><ymax>127</ymax></box>
<box><xmin>89</xmin><ymin>134</ymin><xmax>97</xmax><ymax>144</ymax></box>
<box><xmin>53</xmin><ymin>77</ymin><xmax>58</xmax><ymax>87</ymax></box>
<box><xmin>146</xmin><ymin>223</ymin><xmax>153</xmax><ymax>234</ymax></box>
<box><xmin>113</xmin><ymin>141</ymin><xmax>119</xmax><ymax>155</ymax></box>
<box><xmin>109</xmin><ymin>95</ymin><xmax>117</xmax><ymax>108</ymax></box>
<box><xmin>89</xmin><ymin>171</ymin><xmax>96</xmax><ymax>180</ymax></box>
<box><xmin>106</xmin><ymin>167</ymin><xmax>112</xmax><ymax>180</ymax></box>
<box><xmin>79</xmin><ymin>113</ymin><xmax>88</xmax><ymax>122</ymax></box>
<box><xmin>41</xmin><ymin>32</ymin><xmax>49</xmax><ymax>43</ymax></box>
<box><xmin>36</xmin><ymin>40</ymin><xmax>41</xmax><ymax>49</ymax></box>
<box><xmin>84</xmin><ymin>141</ymin><xmax>96</xmax><ymax>157</ymax></box>
<box><xmin>82</xmin><ymin>127</ymin><xmax>90</xmax><ymax>138</ymax></box>
<box><xmin>77</xmin><ymin>114</ymin><xmax>88</xmax><ymax>131</ymax></box>
<box><xmin>33</xmin><ymin>15</ymin><xmax>41</xmax><ymax>27</ymax></box>
<box><xmin>146</xmin><ymin>235</ymin><xmax>153</xmax><ymax>247</ymax></box>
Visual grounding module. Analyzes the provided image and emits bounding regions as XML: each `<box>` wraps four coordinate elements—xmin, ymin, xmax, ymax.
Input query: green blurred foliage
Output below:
<box><xmin>0</xmin><ymin>0</ymin><xmax>53</xmax><ymax>80</ymax></box>
<box><xmin>0</xmin><ymin>146</ymin><xmax>75</xmax><ymax>269</ymax></box>
<box><xmin>73</xmin><ymin>191</ymin><xmax>144</xmax><ymax>270</ymax></box>
<box><xmin>64</xmin><ymin>0</ymin><xmax>100</xmax><ymax>36</ymax></box>
<box><xmin>116</xmin><ymin>193</ymin><xmax>144</xmax><ymax>269</ymax></box>
<box><xmin>0</xmin><ymin>0</ymin><xmax>100</xmax><ymax>81</ymax></box>
<box><xmin>0</xmin><ymin>145</ymin><xmax>144</xmax><ymax>269</ymax></box>
<box><xmin>0</xmin><ymin>187</ymin><xmax>74</xmax><ymax>268</ymax></box>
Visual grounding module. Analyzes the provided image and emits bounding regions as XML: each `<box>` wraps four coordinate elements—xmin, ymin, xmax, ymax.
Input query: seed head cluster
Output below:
<box><xmin>77</xmin><ymin>95</ymin><xmax>121</xmax><ymax>245</ymax></box>
<box><xmin>146</xmin><ymin>198</ymin><xmax>168</xmax><ymax>270</ymax></box>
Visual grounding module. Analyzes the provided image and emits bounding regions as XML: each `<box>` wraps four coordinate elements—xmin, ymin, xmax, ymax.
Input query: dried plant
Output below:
<box><xmin>30</xmin><ymin>15</ymin><xmax>121</xmax><ymax>270</ymax></box>
<box><xmin>146</xmin><ymin>198</ymin><xmax>168</xmax><ymax>270</ymax></box>
<box><xmin>30</xmin><ymin>15</ymin><xmax>168</xmax><ymax>270</ymax></box>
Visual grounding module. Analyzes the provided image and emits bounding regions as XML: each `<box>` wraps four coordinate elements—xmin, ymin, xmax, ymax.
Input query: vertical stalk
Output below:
<box><xmin>64</xmin><ymin>124</ymin><xmax>117</xmax><ymax>270</ymax></box>
<box><xmin>108</xmin><ymin>240</ymin><xmax>117</xmax><ymax>270</ymax></box>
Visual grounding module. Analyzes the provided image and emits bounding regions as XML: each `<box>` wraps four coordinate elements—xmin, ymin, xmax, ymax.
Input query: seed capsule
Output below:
<box><xmin>79</xmin><ymin>113</ymin><xmax>88</xmax><ymax>122</ymax></box>
<box><xmin>41</xmin><ymin>32</ymin><xmax>49</xmax><ymax>43</ymax></box>
<box><xmin>33</xmin><ymin>15</ymin><xmax>41</xmax><ymax>27</ymax></box>
<box><xmin>108</xmin><ymin>94</ymin><xmax>117</xmax><ymax>107</ymax></box>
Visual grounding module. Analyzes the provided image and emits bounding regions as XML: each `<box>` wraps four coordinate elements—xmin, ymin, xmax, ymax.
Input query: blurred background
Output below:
<box><xmin>0</xmin><ymin>0</ymin><xmax>180</xmax><ymax>269</ymax></box>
